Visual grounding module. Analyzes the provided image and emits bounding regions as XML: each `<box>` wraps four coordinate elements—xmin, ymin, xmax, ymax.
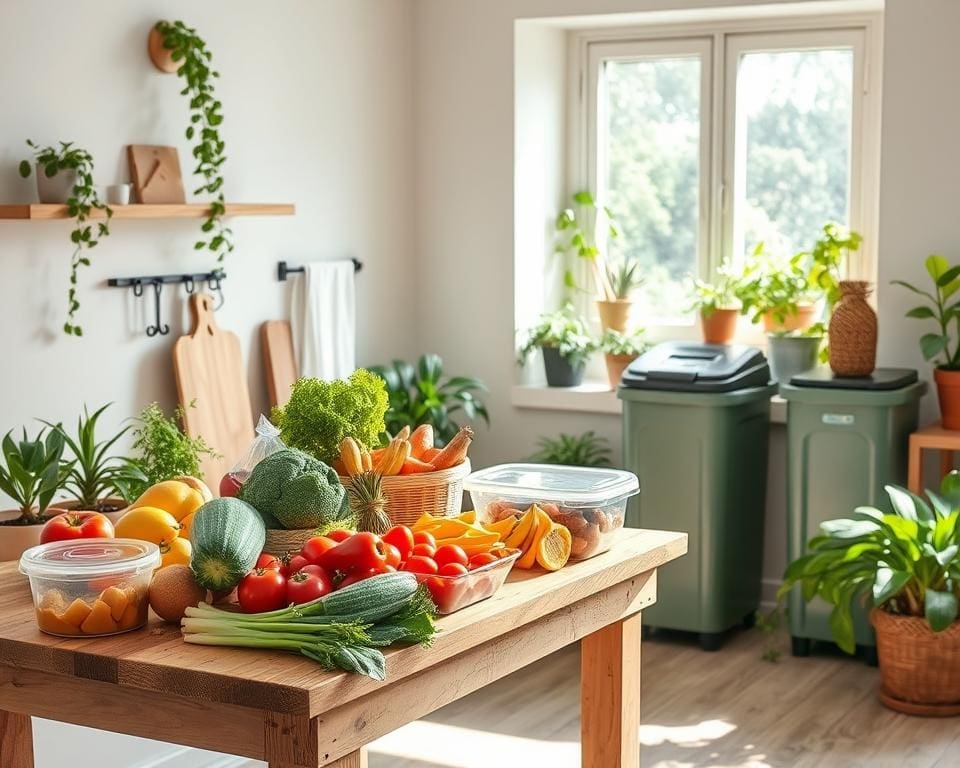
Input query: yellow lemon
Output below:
<box><xmin>180</xmin><ymin>511</ymin><xmax>196</xmax><ymax>541</ymax></box>
<box><xmin>159</xmin><ymin>537</ymin><xmax>192</xmax><ymax>569</ymax></box>
<box><xmin>115</xmin><ymin>506</ymin><xmax>181</xmax><ymax>545</ymax></box>
<box><xmin>132</xmin><ymin>480</ymin><xmax>205</xmax><ymax>522</ymax></box>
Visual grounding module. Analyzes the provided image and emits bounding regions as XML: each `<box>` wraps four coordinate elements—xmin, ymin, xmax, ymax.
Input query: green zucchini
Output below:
<box><xmin>321</xmin><ymin>572</ymin><xmax>417</xmax><ymax>620</ymax></box>
<box><xmin>190</xmin><ymin>498</ymin><xmax>266</xmax><ymax>591</ymax></box>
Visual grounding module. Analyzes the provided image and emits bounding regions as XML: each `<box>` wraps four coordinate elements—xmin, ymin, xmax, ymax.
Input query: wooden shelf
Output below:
<box><xmin>0</xmin><ymin>202</ymin><xmax>295</xmax><ymax>220</ymax></box>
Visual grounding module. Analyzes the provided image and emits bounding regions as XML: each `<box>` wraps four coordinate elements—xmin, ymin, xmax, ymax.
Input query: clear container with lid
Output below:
<box><xmin>19</xmin><ymin>539</ymin><xmax>161</xmax><ymax>637</ymax></box>
<box><xmin>465</xmin><ymin>464</ymin><xmax>639</xmax><ymax>560</ymax></box>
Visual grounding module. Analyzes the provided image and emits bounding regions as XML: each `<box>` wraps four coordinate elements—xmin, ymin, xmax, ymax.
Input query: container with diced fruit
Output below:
<box><xmin>19</xmin><ymin>539</ymin><xmax>160</xmax><ymax>637</ymax></box>
<box><xmin>465</xmin><ymin>463</ymin><xmax>639</xmax><ymax>561</ymax></box>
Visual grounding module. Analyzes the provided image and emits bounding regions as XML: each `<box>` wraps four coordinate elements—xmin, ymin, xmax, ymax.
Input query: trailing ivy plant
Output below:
<box><xmin>156</xmin><ymin>20</ymin><xmax>232</xmax><ymax>267</ymax></box>
<box><xmin>19</xmin><ymin>141</ymin><xmax>112</xmax><ymax>336</ymax></box>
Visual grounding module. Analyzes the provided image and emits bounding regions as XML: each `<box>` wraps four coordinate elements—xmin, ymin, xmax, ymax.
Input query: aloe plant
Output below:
<box><xmin>0</xmin><ymin>429</ymin><xmax>72</xmax><ymax>524</ymax></box>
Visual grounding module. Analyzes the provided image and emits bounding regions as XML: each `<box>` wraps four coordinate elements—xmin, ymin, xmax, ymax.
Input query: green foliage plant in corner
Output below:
<box><xmin>530</xmin><ymin>431</ymin><xmax>612</xmax><ymax>468</ymax></box>
<box><xmin>19</xmin><ymin>141</ymin><xmax>112</xmax><ymax>336</ymax></box>
<box><xmin>0</xmin><ymin>429</ymin><xmax>72</xmax><ymax>525</ymax></box>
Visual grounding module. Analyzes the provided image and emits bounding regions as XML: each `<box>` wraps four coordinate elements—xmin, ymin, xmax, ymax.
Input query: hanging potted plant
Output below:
<box><xmin>599</xmin><ymin>329</ymin><xmax>647</xmax><ymax>390</ymax></box>
<box><xmin>518</xmin><ymin>304</ymin><xmax>597</xmax><ymax>387</ymax></box>
<box><xmin>894</xmin><ymin>254</ymin><xmax>960</xmax><ymax>428</ymax></box>
<box><xmin>781</xmin><ymin>477</ymin><xmax>960</xmax><ymax>715</ymax></box>
<box><xmin>691</xmin><ymin>260</ymin><xmax>741</xmax><ymax>344</ymax></box>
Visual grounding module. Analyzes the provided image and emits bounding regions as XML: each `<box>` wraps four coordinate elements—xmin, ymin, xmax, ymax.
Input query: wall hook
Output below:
<box><xmin>183</xmin><ymin>276</ymin><xmax>196</xmax><ymax>294</ymax></box>
<box><xmin>146</xmin><ymin>281</ymin><xmax>170</xmax><ymax>337</ymax></box>
<box><xmin>132</xmin><ymin>280</ymin><xmax>144</xmax><ymax>298</ymax></box>
<box><xmin>107</xmin><ymin>270</ymin><xmax>227</xmax><ymax>337</ymax></box>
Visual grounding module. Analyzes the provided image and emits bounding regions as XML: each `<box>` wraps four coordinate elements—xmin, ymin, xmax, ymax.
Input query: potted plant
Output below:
<box><xmin>0</xmin><ymin>429</ymin><xmax>71</xmax><ymax>561</ymax></box>
<box><xmin>599</xmin><ymin>259</ymin><xmax>644</xmax><ymax>332</ymax></box>
<box><xmin>691</xmin><ymin>261</ymin><xmax>741</xmax><ymax>344</ymax></box>
<box><xmin>529</xmin><ymin>431</ymin><xmax>612</xmax><ymax>467</ymax></box>
<box><xmin>518</xmin><ymin>304</ymin><xmax>597</xmax><ymax>387</ymax></box>
<box><xmin>18</xmin><ymin>140</ymin><xmax>112</xmax><ymax>336</ymax></box>
<box><xmin>894</xmin><ymin>254</ymin><xmax>960</xmax><ymax>429</ymax></box>
<box><xmin>599</xmin><ymin>329</ymin><xmax>647</xmax><ymax>389</ymax></box>
<box><xmin>780</xmin><ymin>478</ymin><xmax>960</xmax><ymax>715</ymax></box>
<box><xmin>371</xmin><ymin>354</ymin><xmax>489</xmax><ymax>446</ymax></box>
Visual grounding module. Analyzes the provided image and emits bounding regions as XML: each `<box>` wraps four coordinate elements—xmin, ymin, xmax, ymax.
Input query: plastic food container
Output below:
<box><xmin>416</xmin><ymin>549</ymin><xmax>520</xmax><ymax>614</ymax></box>
<box><xmin>19</xmin><ymin>539</ymin><xmax>161</xmax><ymax>637</ymax></box>
<box><xmin>465</xmin><ymin>464</ymin><xmax>639</xmax><ymax>560</ymax></box>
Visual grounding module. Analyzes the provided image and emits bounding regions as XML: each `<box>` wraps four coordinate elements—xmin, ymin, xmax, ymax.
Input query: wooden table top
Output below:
<box><xmin>0</xmin><ymin>528</ymin><xmax>686</xmax><ymax>719</ymax></box>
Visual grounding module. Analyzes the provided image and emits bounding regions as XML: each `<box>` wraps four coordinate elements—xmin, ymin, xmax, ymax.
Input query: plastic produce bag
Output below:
<box><xmin>219</xmin><ymin>415</ymin><xmax>287</xmax><ymax>497</ymax></box>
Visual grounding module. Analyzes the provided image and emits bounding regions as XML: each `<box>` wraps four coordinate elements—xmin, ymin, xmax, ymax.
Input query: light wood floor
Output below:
<box><xmin>368</xmin><ymin>627</ymin><xmax>960</xmax><ymax>768</ymax></box>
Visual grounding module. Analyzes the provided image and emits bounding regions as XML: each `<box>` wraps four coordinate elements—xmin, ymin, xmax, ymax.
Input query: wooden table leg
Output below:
<box><xmin>581</xmin><ymin>612</ymin><xmax>642</xmax><ymax>768</ymax></box>
<box><xmin>326</xmin><ymin>748</ymin><xmax>368</xmax><ymax>768</ymax></box>
<box><xmin>940</xmin><ymin>449</ymin><xmax>954</xmax><ymax>482</ymax></box>
<box><xmin>0</xmin><ymin>710</ymin><xmax>33</xmax><ymax>768</ymax></box>
<box><xmin>908</xmin><ymin>436</ymin><xmax>922</xmax><ymax>493</ymax></box>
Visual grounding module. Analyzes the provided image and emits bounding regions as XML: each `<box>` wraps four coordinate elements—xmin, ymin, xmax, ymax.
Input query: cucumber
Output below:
<box><xmin>321</xmin><ymin>572</ymin><xmax>417</xmax><ymax>620</ymax></box>
<box><xmin>190</xmin><ymin>498</ymin><xmax>266</xmax><ymax>591</ymax></box>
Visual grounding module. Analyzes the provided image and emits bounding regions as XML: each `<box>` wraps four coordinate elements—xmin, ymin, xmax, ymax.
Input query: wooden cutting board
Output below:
<box><xmin>173</xmin><ymin>293</ymin><xmax>254</xmax><ymax>490</ymax></box>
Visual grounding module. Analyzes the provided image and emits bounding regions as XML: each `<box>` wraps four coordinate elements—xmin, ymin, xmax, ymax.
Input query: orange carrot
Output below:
<box><xmin>399</xmin><ymin>456</ymin><xmax>434</xmax><ymax>475</ymax></box>
<box><xmin>361</xmin><ymin>450</ymin><xmax>373</xmax><ymax>472</ymax></box>
<box><xmin>409</xmin><ymin>424</ymin><xmax>435</xmax><ymax>458</ymax></box>
<box><xmin>429</xmin><ymin>426</ymin><xmax>473</xmax><ymax>470</ymax></box>
<box><xmin>369</xmin><ymin>447</ymin><xmax>387</xmax><ymax>466</ymax></box>
<box><xmin>396</xmin><ymin>425</ymin><xmax>411</xmax><ymax>441</ymax></box>
<box><xmin>421</xmin><ymin>447</ymin><xmax>442</xmax><ymax>462</ymax></box>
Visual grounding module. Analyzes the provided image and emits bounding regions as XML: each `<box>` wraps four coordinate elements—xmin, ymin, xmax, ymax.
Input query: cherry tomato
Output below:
<box><xmin>412</xmin><ymin>543</ymin><xmax>436</xmax><ymax>558</ymax></box>
<box><xmin>40</xmin><ymin>511</ymin><xmax>114</xmax><ymax>544</ymax></box>
<box><xmin>286</xmin><ymin>565</ymin><xmax>333</xmax><ymax>604</ymax></box>
<box><xmin>401</xmin><ymin>555</ymin><xmax>438</xmax><ymax>575</ymax></box>
<box><xmin>238</xmin><ymin>569</ymin><xmax>288</xmax><ymax>613</ymax></box>
<box><xmin>288</xmin><ymin>554</ymin><xmax>310</xmax><ymax>574</ymax></box>
<box><xmin>382</xmin><ymin>525</ymin><xmax>415</xmax><ymax>560</ymax></box>
<box><xmin>301</xmin><ymin>535</ymin><xmax>338</xmax><ymax>564</ymax></box>
<box><xmin>438</xmin><ymin>562</ymin><xmax>469</xmax><ymax>577</ymax></box>
<box><xmin>434</xmin><ymin>544</ymin><xmax>468</xmax><ymax>568</ymax></box>
<box><xmin>412</xmin><ymin>531</ymin><xmax>436</xmax><ymax>548</ymax></box>
<box><xmin>327</xmin><ymin>529</ymin><xmax>353</xmax><ymax>543</ymax></box>
<box><xmin>468</xmin><ymin>552</ymin><xmax>498</xmax><ymax>569</ymax></box>
<box><xmin>337</xmin><ymin>568</ymin><xmax>378</xmax><ymax>589</ymax></box>
<box><xmin>384</xmin><ymin>542</ymin><xmax>402</xmax><ymax>568</ymax></box>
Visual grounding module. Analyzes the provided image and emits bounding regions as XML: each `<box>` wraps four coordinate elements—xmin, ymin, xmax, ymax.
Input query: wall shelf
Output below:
<box><xmin>0</xmin><ymin>202</ymin><xmax>295</xmax><ymax>220</ymax></box>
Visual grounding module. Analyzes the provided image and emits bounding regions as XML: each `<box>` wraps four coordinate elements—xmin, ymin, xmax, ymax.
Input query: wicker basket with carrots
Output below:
<box><xmin>336</xmin><ymin>425</ymin><xmax>473</xmax><ymax>527</ymax></box>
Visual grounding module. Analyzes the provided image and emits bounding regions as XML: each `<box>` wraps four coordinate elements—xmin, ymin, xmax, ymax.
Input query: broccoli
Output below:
<box><xmin>239</xmin><ymin>448</ymin><xmax>348</xmax><ymax>530</ymax></box>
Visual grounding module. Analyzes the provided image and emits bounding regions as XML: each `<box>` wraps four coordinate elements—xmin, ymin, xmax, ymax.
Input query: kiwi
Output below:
<box><xmin>149</xmin><ymin>564</ymin><xmax>207</xmax><ymax>623</ymax></box>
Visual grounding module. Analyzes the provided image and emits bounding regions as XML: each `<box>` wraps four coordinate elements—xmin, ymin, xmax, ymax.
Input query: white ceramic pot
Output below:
<box><xmin>35</xmin><ymin>164</ymin><xmax>77</xmax><ymax>204</ymax></box>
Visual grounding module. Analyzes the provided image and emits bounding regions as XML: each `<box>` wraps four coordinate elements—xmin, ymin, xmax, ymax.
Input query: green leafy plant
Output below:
<box><xmin>0</xmin><ymin>429</ymin><xmax>72</xmax><ymax>524</ymax></box>
<box><xmin>605</xmin><ymin>259</ymin><xmax>644</xmax><ymax>300</ymax></box>
<box><xmin>42</xmin><ymin>404</ymin><xmax>148</xmax><ymax>509</ymax></box>
<box><xmin>370</xmin><ymin>354</ymin><xmax>489</xmax><ymax>446</ymax></box>
<box><xmin>893</xmin><ymin>254</ymin><xmax>960</xmax><ymax>370</ymax></box>
<box><xmin>690</xmin><ymin>260</ymin><xmax>741</xmax><ymax>316</ymax></box>
<box><xmin>272</xmin><ymin>370</ymin><xmax>389</xmax><ymax>465</ymax></box>
<box><xmin>517</xmin><ymin>304</ymin><xmax>597</xmax><ymax>369</ymax></box>
<box><xmin>555</xmin><ymin>190</ymin><xmax>618</xmax><ymax>299</ymax></box>
<box><xmin>19</xmin><ymin>140</ymin><xmax>112</xmax><ymax>336</ymax></box>
<box><xmin>735</xmin><ymin>243</ymin><xmax>812</xmax><ymax>329</ymax></box>
<box><xmin>802</xmin><ymin>222</ymin><xmax>863</xmax><ymax>316</ymax></box>
<box><xmin>127</xmin><ymin>402</ymin><xmax>218</xmax><ymax>499</ymax></box>
<box><xmin>599</xmin><ymin>329</ymin><xmax>647</xmax><ymax>357</ymax></box>
<box><xmin>779</xmin><ymin>476</ymin><xmax>960</xmax><ymax>654</ymax></box>
<box><xmin>529</xmin><ymin>431</ymin><xmax>612</xmax><ymax>468</ymax></box>
<box><xmin>155</xmin><ymin>20</ymin><xmax>231</xmax><ymax>267</ymax></box>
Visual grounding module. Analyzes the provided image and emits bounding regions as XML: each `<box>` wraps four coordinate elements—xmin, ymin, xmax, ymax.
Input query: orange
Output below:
<box><xmin>536</xmin><ymin>524</ymin><xmax>572</xmax><ymax>571</ymax></box>
<box><xmin>115</xmin><ymin>506</ymin><xmax>181</xmax><ymax>545</ymax></box>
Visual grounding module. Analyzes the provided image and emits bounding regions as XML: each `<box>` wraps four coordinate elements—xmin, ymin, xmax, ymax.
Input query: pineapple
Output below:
<box><xmin>348</xmin><ymin>471</ymin><xmax>391</xmax><ymax>535</ymax></box>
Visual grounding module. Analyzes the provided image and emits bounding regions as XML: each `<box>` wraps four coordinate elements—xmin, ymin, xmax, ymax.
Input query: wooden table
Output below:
<box><xmin>0</xmin><ymin>528</ymin><xmax>686</xmax><ymax>768</ymax></box>
<box><xmin>908</xmin><ymin>422</ymin><xmax>960</xmax><ymax>492</ymax></box>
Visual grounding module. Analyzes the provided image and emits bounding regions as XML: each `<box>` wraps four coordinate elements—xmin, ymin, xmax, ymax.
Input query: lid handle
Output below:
<box><xmin>647</xmin><ymin>369</ymin><xmax>698</xmax><ymax>382</ymax></box>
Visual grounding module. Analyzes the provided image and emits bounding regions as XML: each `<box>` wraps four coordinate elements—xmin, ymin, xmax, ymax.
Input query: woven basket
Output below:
<box><xmin>340</xmin><ymin>459</ymin><xmax>471</xmax><ymax>527</ymax></box>
<box><xmin>829</xmin><ymin>281</ymin><xmax>877</xmax><ymax>377</ymax></box>
<box><xmin>872</xmin><ymin>608</ymin><xmax>960</xmax><ymax>714</ymax></box>
<box><xmin>264</xmin><ymin>527</ymin><xmax>318</xmax><ymax>558</ymax></box>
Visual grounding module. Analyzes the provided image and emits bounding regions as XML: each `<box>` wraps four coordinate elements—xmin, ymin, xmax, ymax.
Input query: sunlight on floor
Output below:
<box><xmin>641</xmin><ymin>719</ymin><xmax>737</xmax><ymax>748</ymax></box>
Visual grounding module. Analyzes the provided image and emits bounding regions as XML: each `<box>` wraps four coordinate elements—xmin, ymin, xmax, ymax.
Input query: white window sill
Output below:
<box><xmin>511</xmin><ymin>383</ymin><xmax>787</xmax><ymax>424</ymax></box>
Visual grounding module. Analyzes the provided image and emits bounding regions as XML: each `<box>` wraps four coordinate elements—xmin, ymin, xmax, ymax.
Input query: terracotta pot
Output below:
<box><xmin>0</xmin><ymin>500</ymin><xmax>129</xmax><ymax>563</ymax></box>
<box><xmin>762</xmin><ymin>303</ymin><xmax>817</xmax><ymax>334</ymax></box>
<box><xmin>47</xmin><ymin>497</ymin><xmax>129</xmax><ymax>518</ymax></box>
<box><xmin>604</xmin><ymin>353</ymin><xmax>636</xmax><ymax>389</ymax></box>
<box><xmin>934</xmin><ymin>368</ymin><xmax>960</xmax><ymax>430</ymax></box>
<box><xmin>700</xmin><ymin>308</ymin><xmax>739</xmax><ymax>344</ymax></box>
<box><xmin>147</xmin><ymin>26</ymin><xmax>180</xmax><ymax>73</ymax></box>
<box><xmin>872</xmin><ymin>609</ymin><xmax>960</xmax><ymax>716</ymax></box>
<box><xmin>829</xmin><ymin>281</ymin><xmax>877</xmax><ymax>377</ymax></box>
<box><xmin>597</xmin><ymin>300</ymin><xmax>632</xmax><ymax>333</ymax></box>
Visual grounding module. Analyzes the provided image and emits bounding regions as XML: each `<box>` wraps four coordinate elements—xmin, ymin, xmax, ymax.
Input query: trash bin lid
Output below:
<box><xmin>790</xmin><ymin>367</ymin><xmax>918</xmax><ymax>391</ymax></box>
<box><xmin>621</xmin><ymin>342</ymin><xmax>771</xmax><ymax>393</ymax></box>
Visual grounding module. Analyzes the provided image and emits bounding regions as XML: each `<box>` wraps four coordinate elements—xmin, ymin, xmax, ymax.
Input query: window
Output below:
<box><xmin>579</xmin><ymin>15</ymin><xmax>881</xmax><ymax>333</ymax></box>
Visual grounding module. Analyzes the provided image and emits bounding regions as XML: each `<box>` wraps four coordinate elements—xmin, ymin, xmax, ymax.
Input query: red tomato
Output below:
<box><xmin>237</xmin><ymin>569</ymin><xmax>288</xmax><ymax>613</ymax></box>
<box><xmin>411</xmin><ymin>543</ymin><xmax>436</xmax><ymax>559</ymax></box>
<box><xmin>434</xmin><ymin>544</ymin><xmax>468</xmax><ymax>568</ymax></box>
<box><xmin>286</xmin><ymin>565</ymin><xmax>333</xmax><ymax>604</ymax></box>
<box><xmin>384</xmin><ymin>543</ymin><xmax>401</xmax><ymax>568</ymax></box>
<box><xmin>326</xmin><ymin>529</ymin><xmax>353</xmax><ymax>543</ymax></box>
<box><xmin>287</xmin><ymin>554</ymin><xmax>310</xmax><ymax>574</ymax></box>
<box><xmin>301</xmin><ymin>536</ymin><xmax>338</xmax><ymax>564</ymax></box>
<box><xmin>40</xmin><ymin>511</ymin><xmax>114</xmax><ymax>544</ymax></box>
<box><xmin>468</xmin><ymin>552</ymin><xmax>498</xmax><ymax>570</ymax></box>
<box><xmin>256</xmin><ymin>552</ymin><xmax>281</xmax><ymax>570</ymax></box>
<box><xmin>424</xmin><ymin>575</ymin><xmax>467</xmax><ymax>612</ymax></box>
<box><xmin>219</xmin><ymin>473</ymin><xmax>243</xmax><ymax>498</ymax></box>
<box><xmin>438</xmin><ymin>562</ymin><xmax>468</xmax><ymax>577</ymax></box>
<box><xmin>401</xmin><ymin>555</ymin><xmax>438</xmax><ymax>575</ymax></box>
<box><xmin>337</xmin><ymin>568</ymin><xmax>378</xmax><ymax>589</ymax></box>
<box><xmin>382</xmin><ymin>525</ymin><xmax>415</xmax><ymax>560</ymax></box>
<box><xmin>412</xmin><ymin>531</ymin><xmax>436</xmax><ymax>548</ymax></box>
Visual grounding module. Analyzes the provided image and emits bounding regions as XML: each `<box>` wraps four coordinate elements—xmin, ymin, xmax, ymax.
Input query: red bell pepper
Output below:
<box><xmin>317</xmin><ymin>531</ymin><xmax>388</xmax><ymax>574</ymax></box>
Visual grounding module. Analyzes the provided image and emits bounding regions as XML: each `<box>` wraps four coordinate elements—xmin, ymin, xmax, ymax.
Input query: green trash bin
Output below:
<box><xmin>781</xmin><ymin>368</ymin><xmax>927</xmax><ymax>656</ymax></box>
<box><xmin>619</xmin><ymin>342</ymin><xmax>776</xmax><ymax>651</ymax></box>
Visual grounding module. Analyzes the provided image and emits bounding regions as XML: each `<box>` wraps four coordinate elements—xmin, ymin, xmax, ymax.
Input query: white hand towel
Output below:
<box><xmin>289</xmin><ymin>260</ymin><xmax>356</xmax><ymax>380</ymax></box>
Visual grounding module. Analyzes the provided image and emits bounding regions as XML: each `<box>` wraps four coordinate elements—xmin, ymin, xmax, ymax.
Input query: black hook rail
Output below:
<box><xmin>106</xmin><ymin>270</ymin><xmax>226</xmax><ymax>337</ymax></box>
<box><xmin>277</xmin><ymin>259</ymin><xmax>363</xmax><ymax>281</ymax></box>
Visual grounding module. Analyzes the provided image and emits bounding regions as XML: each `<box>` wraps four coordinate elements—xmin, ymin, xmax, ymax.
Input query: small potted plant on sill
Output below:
<box><xmin>780</xmin><ymin>477</ymin><xmax>960</xmax><ymax>715</ymax></box>
<box><xmin>600</xmin><ymin>329</ymin><xmax>647</xmax><ymax>390</ymax></box>
<box><xmin>0</xmin><ymin>429</ymin><xmax>72</xmax><ymax>561</ymax></box>
<box><xmin>518</xmin><ymin>304</ymin><xmax>597</xmax><ymax>387</ymax></box>
<box><xmin>599</xmin><ymin>259</ymin><xmax>645</xmax><ymax>333</ymax></box>
<box><xmin>691</xmin><ymin>261</ymin><xmax>741</xmax><ymax>344</ymax></box>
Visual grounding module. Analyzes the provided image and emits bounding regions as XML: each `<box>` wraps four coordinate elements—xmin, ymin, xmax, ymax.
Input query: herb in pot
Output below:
<box><xmin>0</xmin><ymin>429</ymin><xmax>72</xmax><ymax>525</ymax></box>
<box><xmin>599</xmin><ymin>329</ymin><xmax>647</xmax><ymax>357</ymax></box>
<box><xmin>517</xmin><ymin>304</ymin><xmax>597</xmax><ymax>370</ymax></box>
<box><xmin>690</xmin><ymin>260</ymin><xmax>741</xmax><ymax>316</ymax></box>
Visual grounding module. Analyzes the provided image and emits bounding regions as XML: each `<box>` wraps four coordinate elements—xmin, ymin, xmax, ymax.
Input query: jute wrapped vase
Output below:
<box><xmin>829</xmin><ymin>281</ymin><xmax>877</xmax><ymax>377</ymax></box>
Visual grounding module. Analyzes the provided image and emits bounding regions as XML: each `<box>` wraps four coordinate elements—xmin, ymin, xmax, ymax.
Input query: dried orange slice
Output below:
<box><xmin>536</xmin><ymin>524</ymin><xmax>572</xmax><ymax>571</ymax></box>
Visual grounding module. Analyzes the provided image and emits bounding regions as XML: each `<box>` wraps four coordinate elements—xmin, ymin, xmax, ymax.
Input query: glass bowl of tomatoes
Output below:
<box><xmin>412</xmin><ymin>548</ymin><xmax>521</xmax><ymax>614</ymax></box>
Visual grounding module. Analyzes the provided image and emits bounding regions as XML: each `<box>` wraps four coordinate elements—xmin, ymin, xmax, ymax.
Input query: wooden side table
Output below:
<box><xmin>907</xmin><ymin>423</ymin><xmax>960</xmax><ymax>493</ymax></box>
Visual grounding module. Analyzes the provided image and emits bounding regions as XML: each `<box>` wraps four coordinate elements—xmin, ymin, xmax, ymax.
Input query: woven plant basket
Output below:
<box><xmin>264</xmin><ymin>528</ymin><xmax>318</xmax><ymax>558</ymax></box>
<box><xmin>340</xmin><ymin>459</ymin><xmax>471</xmax><ymax>527</ymax></box>
<box><xmin>871</xmin><ymin>608</ymin><xmax>960</xmax><ymax>716</ymax></box>
<box><xmin>829</xmin><ymin>281</ymin><xmax>877</xmax><ymax>377</ymax></box>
